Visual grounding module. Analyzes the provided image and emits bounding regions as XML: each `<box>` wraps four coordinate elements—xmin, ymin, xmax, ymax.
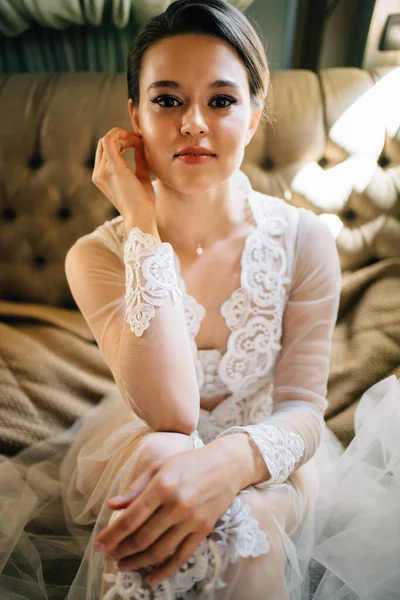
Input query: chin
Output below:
<box><xmin>173</xmin><ymin>173</ymin><xmax>227</xmax><ymax>195</ymax></box>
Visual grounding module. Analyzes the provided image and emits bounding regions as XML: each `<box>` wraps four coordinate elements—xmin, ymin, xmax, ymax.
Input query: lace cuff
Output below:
<box><xmin>124</xmin><ymin>227</ymin><xmax>182</xmax><ymax>337</ymax></box>
<box><xmin>216</xmin><ymin>424</ymin><xmax>305</xmax><ymax>485</ymax></box>
<box><xmin>190</xmin><ymin>429</ymin><xmax>205</xmax><ymax>449</ymax></box>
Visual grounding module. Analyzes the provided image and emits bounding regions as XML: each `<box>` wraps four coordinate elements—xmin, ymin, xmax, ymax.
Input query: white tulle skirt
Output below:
<box><xmin>0</xmin><ymin>374</ymin><xmax>399</xmax><ymax>600</ymax></box>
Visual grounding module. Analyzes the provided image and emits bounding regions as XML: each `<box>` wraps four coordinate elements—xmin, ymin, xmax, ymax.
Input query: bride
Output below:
<box><xmin>1</xmin><ymin>1</ymin><xmax>399</xmax><ymax>599</ymax></box>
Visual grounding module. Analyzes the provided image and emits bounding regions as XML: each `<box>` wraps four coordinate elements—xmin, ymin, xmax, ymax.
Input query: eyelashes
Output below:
<box><xmin>151</xmin><ymin>94</ymin><xmax>238</xmax><ymax>109</ymax></box>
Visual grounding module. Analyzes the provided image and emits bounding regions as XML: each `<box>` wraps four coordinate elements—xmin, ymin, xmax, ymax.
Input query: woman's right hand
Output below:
<box><xmin>92</xmin><ymin>127</ymin><xmax>157</xmax><ymax>229</ymax></box>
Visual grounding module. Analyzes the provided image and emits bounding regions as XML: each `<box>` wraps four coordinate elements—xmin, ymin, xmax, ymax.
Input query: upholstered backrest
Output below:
<box><xmin>0</xmin><ymin>68</ymin><xmax>399</xmax><ymax>307</ymax></box>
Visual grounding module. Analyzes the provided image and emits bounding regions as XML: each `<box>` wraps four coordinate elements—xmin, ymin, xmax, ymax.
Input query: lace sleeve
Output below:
<box><xmin>216</xmin><ymin>210</ymin><xmax>342</xmax><ymax>485</ymax></box>
<box><xmin>65</xmin><ymin>225</ymin><xmax>200</xmax><ymax>433</ymax></box>
<box><xmin>124</xmin><ymin>227</ymin><xmax>182</xmax><ymax>336</ymax></box>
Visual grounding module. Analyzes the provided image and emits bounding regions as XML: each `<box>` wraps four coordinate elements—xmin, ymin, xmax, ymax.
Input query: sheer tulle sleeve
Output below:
<box><xmin>65</xmin><ymin>226</ymin><xmax>200</xmax><ymax>434</ymax></box>
<box><xmin>217</xmin><ymin>210</ymin><xmax>342</xmax><ymax>485</ymax></box>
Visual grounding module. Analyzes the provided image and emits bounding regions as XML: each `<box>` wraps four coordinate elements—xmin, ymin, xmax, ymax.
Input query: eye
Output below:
<box><xmin>151</xmin><ymin>95</ymin><xmax>181</xmax><ymax>108</ymax></box>
<box><xmin>209</xmin><ymin>95</ymin><xmax>237</xmax><ymax>109</ymax></box>
<box><xmin>151</xmin><ymin>94</ymin><xmax>238</xmax><ymax>109</ymax></box>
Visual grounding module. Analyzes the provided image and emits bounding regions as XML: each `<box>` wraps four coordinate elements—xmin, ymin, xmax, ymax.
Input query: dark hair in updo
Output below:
<box><xmin>127</xmin><ymin>0</ymin><xmax>270</xmax><ymax>123</ymax></box>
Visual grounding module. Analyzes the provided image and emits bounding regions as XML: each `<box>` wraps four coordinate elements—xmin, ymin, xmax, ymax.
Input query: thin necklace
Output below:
<box><xmin>194</xmin><ymin>193</ymin><xmax>251</xmax><ymax>256</ymax></box>
<box><xmin>195</xmin><ymin>223</ymin><xmax>221</xmax><ymax>256</ymax></box>
<box><xmin>193</xmin><ymin>218</ymin><xmax>234</xmax><ymax>256</ymax></box>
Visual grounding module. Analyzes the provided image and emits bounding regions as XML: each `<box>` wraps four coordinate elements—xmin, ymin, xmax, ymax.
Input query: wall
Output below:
<box><xmin>319</xmin><ymin>0</ymin><xmax>359</xmax><ymax>69</ymax></box>
<box><xmin>245</xmin><ymin>0</ymin><xmax>299</xmax><ymax>69</ymax></box>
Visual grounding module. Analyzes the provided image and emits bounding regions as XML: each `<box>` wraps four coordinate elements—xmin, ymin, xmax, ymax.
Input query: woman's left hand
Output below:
<box><xmin>93</xmin><ymin>443</ymin><xmax>243</xmax><ymax>586</ymax></box>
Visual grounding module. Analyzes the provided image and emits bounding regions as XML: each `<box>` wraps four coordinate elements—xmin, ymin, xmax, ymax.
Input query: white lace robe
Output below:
<box><xmin>61</xmin><ymin>169</ymin><xmax>342</xmax><ymax>599</ymax></box>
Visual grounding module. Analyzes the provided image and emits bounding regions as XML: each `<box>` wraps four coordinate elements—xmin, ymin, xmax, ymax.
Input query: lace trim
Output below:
<box><xmin>216</xmin><ymin>424</ymin><xmax>305</xmax><ymax>485</ymax></box>
<box><xmin>218</xmin><ymin>199</ymin><xmax>292</xmax><ymax>397</ymax></box>
<box><xmin>124</xmin><ymin>228</ymin><xmax>182</xmax><ymax>337</ymax></box>
<box><xmin>102</xmin><ymin>496</ymin><xmax>269</xmax><ymax>599</ymax></box>
<box><xmin>197</xmin><ymin>350</ymin><xmax>230</xmax><ymax>399</ymax></box>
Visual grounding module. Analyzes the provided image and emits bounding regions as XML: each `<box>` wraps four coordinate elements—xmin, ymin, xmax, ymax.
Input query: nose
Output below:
<box><xmin>180</xmin><ymin>104</ymin><xmax>209</xmax><ymax>136</ymax></box>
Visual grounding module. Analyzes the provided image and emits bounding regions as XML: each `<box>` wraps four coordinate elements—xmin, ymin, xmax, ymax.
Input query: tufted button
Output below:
<box><xmin>8</xmin><ymin>292</ymin><xmax>22</xmax><ymax>302</ymax></box>
<box><xmin>259</xmin><ymin>157</ymin><xmax>274</xmax><ymax>170</ymax></box>
<box><xmin>2</xmin><ymin>207</ymin><xmax>17</xmax><ymax>221</ymax></box>
<box><xmin>342</xmin><ymin>208</ymin><xmax>357</xmax><ymax>222</ymax></box>
<box><xmin>377</xmin><ymin>155</ymin><xmax>390</xmax><ymax>168</ymax></box>
<box><xmin>33</xmin><ymin>255</ymin><xmax>47</xmax><ymax>268</ymax></box>
<box><xmin>318</xmin><ymin>157</ymin><xmax>328</xmax><ymax>168</ymax></box>
<box><xmin>28</xmin><ymin>153</ymin><xmax>43</xmax><ymax>170</ymax></box>
<box><xmin>57</xmin><ymin>206</ymin><xmax>72</xmax><ymax>220</ymax></box>
<box><xmin>365</xmin><ymin>256</ymin><xmax>378</xmax><ymax>267</ymax></box>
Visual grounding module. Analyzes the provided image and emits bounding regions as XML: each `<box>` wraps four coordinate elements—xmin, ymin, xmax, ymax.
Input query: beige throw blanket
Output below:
<box><xmin>0</xmin><ymin>258</ymin><xmax>399</xmax><ymax>455</ymax></box>
<box><xmin>326</xmin><ymin>258</ymin><xmax>400</xmax><ymax>445</ymax></box>
<box><xmin>0</xmin><ymin>302</ymin><xmax>117</xmax><ymax>455</ymax></box>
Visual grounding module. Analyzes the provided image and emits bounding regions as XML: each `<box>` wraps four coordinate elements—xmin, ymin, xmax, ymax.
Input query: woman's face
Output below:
<box><xmin>128</xmin><ymin>33</ymin><xmax>262</xmax><ymax>194</ymax></box>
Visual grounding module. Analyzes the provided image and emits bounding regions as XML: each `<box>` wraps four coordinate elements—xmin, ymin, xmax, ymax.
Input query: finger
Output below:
<box><xmin>110</xmin><ymin>132</ymin><xmax>142</xmax><ymax>155</ymax></box>
<box><xmin>117</xmin><ymin>521</ymin><xmax>191</xmax><ymax>572</ymax></box>
<box><xmin>102</xmin><ymin>129</ymin><xmax>152</xmax><ymax>192</ymax></box>
<box><xmin>133</xmin><ymin>140</ymin><xmax>152</xmax><ymax>184</ymax></box>
<box><xmin>146</xmin><ymin>532</ymin><xmax>206</xmax><ymax>586</ymax></box>
<box><xmin>100</xmin><ymin>136</ymin><xmax>110</xmax><ymax>168</ymax></box>
<box><xmin>95</xmin><ymin>468</ymin><xmax>165</xmax><ymax>554</ymax></box>
<box><xmin>103</xmin><ymin>131</ymin><xmax>142</xmax><ymax>169</ymax></box>
<box><xmin>94</xmin><ymin>462</ymin><xmax>161</xmax><ymax>551</ymax></box>
<box><xmin>94</xmin><ymin>137</ymin><xmax>104</xmax><ymax>171</ymax></box>
<box><xmin>113</xmin><ymin>504</ymin><xmax>179</xmax><ymax>562</ymax></box>
<box><xmin>100</xmin><ymin>138</ymin><xmax>109</xmax><ymax>171</ymax></box>
<box><xmin>104</xmin><ymin>127</ymin><xmax>136</xmax><ymax>143</ymax></box>
<box><xmin>107</xmin><ymin>463</ymin><xmax>156</xmax><ymax>508</ymax></box>
<box><xmin>104</xmin><ymin>129</ymin><xmax>151</xmax><ymax>182</ymax></box>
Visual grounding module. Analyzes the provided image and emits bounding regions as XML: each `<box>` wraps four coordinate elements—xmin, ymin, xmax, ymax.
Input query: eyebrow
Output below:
<box><xmin>147</xmin><ymin>79</ymin><xmax>241</xmax><ymax>92</ymax></box>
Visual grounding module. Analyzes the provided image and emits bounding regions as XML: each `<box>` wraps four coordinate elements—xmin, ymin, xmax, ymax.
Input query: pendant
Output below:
<box><xmin>196</xmin><ymin>243</ymin><xmax>203</xmax><ymax>256</ymax></box>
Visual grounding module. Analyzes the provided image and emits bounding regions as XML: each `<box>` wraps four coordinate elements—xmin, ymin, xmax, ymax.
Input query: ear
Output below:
<box><xmin>128</xmin><ymin>99</ymin><xmax>142</xmax><ymax>136</ymax></box>
<box><xmin>245</xmin><ymin>106</ymin><xmax>262</xmax><ymax>146</ymax></box>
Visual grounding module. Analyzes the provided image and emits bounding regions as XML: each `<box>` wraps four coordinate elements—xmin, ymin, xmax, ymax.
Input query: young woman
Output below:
<box><xmin>2</xmin><ymin>1</ymin><xmax>399</xmax><ymax>599</ymax></box>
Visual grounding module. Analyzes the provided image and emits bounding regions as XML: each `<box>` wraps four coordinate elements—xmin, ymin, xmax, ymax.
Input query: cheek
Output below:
<box><xmin>141</xmin><ymin>121</ymin><xmax>173</xmax><ymax>162</ymax></box>
<box><xmin>219</xmin><ymin>110</ymin><xmax>249</xmax><ymax>140</ymax></box>
<box><xmin>140</xmin><ymin>132</ymin><xmax>164</xmax><ymax>168</ymax></box>
<box><xmin>219</xmin><ymin>119</ymin><xmax>247</xmax><ymax>153</ymax></box>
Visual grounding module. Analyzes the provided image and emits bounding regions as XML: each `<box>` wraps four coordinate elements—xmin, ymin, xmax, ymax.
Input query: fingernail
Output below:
<box><xmin>109</xmin><ymin>496</ymin><xmax>126</xmax><ymax>504</ymax></box>
<box><xmin>110</xmin><ymin>494</ymin><xmax>129</xmax><ymax>503</ymax></box>
<box><xmin>94</xmin><ymin>542</ymin><xmax>105</xmax><ymax>552</ymax></box>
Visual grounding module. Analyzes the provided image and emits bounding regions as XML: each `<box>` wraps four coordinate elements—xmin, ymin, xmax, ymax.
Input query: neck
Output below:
<box><xmin>153</xmin><ymin>171</ymin><xmax>248</xmax><ymax>254</ymax></box>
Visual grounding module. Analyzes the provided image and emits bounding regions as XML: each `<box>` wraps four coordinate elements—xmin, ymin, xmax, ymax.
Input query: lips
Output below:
<box><xmin>174</xmin><ymin>146</ymin><xmax>216</xmax><ymax>157</ymax></box>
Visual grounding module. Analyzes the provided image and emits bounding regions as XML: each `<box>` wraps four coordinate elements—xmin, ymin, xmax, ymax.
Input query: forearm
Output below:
<box><xmin>115</xmin><ymin>218</ymin><xmax>200</xmax><ymax>434</ymax></box>
<box><xmin>215</xmin><ymin>402</ymin><xmax>327</xmax><ymax>488</ymax></box>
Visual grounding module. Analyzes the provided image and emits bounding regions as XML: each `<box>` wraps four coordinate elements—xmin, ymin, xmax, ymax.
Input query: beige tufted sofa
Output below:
<box><xmin>0</xmin><ymin>67</ymin><xmax>399</xmax><ymax>306</ymax></box>
<box><xmin>0</xmin><ymin>67</ymin><xmax>399</xmax><ymax>457</ymax></box>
